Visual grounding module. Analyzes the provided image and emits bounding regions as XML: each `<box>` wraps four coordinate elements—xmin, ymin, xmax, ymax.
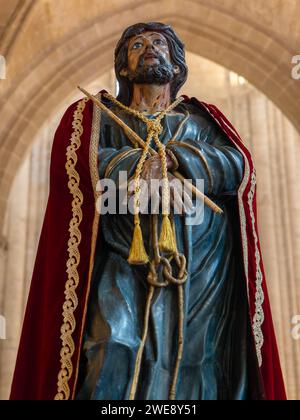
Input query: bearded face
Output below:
<box><xmin>122</xmin><ymin>31</ymin><xmax>180</xmax><ymax>85</ymax></box>
<box><xmin>126</xmin><ymin>52</ymin><xmax>175</xmax><ymax>85</ymax></box>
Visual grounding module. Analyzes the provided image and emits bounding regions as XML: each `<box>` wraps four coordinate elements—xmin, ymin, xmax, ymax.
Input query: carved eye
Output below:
<box><xmin>153</xmin><ymin>39</ymin><xmax>164</xmax><ymax>46</ymax></box>
<box><xmin>132</xmin><ymin>42</ymin><xmax>143</xmax><ymax>50</ymax></box>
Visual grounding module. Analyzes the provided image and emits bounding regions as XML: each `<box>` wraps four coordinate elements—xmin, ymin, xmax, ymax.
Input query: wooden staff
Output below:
<box><xmin>78</xmin><ymin>86</ymin><xmax>223</xmax><ymax>215</ymax></box>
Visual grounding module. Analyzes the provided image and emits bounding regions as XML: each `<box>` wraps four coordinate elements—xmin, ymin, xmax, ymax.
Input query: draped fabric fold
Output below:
<box><xmin>10</xmin><ymin>91</ymin><xmax>286</xmax><ymax>400</ymax></box>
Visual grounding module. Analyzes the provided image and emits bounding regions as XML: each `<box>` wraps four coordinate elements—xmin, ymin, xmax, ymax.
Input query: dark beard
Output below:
<box><xmin>126</xmin><ymin>54</ymin><xmax>175</xmax><ymax>85</ymax></box>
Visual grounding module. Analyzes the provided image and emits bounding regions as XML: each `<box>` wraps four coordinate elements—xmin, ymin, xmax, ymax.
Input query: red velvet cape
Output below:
<box><xmin>10</xmin><ymin>91</ymin><xmax>287</xmax><ymax>400</ymax></box>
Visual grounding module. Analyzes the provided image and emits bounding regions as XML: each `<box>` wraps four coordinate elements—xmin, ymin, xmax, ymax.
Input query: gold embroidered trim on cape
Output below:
<box><xmin>237</xmin><ymin>148</ymin><xmax>250</xmax><ymax>295</ymax></box>
<box><xmin>198</xmin><ymin>104</ymin><xmax>265</xmax><ymax>367</ymax></box>
<box><xmin>71</xmin><ymin>93</ymin><xmax>102</xmax><ymax>399</ymax></box>
<box><xmin>219</xmin><ymin>117</ymin><xmax>265</xmax><ymax>367</ymax></box>
<box><xmin>55</xmin><ymin>98</ymin><xmax>87</xmax><ymax>400</ymax></box>
<box><xmin>247</xmin><ymin>171</ymin><xmax>264</xmax><ymax>366</ymax></box>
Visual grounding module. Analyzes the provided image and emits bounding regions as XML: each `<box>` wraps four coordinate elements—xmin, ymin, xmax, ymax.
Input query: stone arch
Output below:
<box><xmin>0</xmin><ymin>0</ymin><xmax>299</xmax><ymax>222</ymax></box>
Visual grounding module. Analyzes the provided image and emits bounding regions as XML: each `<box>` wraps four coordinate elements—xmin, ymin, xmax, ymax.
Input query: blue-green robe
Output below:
<box><xmin>76</xmin><ymin>100</ymin><xmax>260</xmax><ymax>400</ymax></box>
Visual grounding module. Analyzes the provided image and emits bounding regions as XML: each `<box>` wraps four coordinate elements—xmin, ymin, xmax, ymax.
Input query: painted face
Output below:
<box><xmin>127</xmin><ymin>31</ymin><xmax>171</xmax><ymax>73</ymax></box>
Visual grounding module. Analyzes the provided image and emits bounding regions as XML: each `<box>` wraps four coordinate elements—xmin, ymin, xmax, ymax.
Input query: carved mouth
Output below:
<box><xmin>144</xmin><ymin>53</ymin><xmax>159</xmax><ymax>60</ymax></box>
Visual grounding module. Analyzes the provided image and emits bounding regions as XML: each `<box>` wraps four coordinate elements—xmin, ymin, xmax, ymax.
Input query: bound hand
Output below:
<box><xmin>128</xmin><ymin>156</ymin><xmax>194</xmax><ymax>214</ymax></box>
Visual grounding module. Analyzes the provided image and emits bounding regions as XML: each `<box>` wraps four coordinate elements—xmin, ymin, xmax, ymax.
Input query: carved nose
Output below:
<box><xmin>144</xmin><ymin>40</ymin><xmax>155</xmax><ymax>49</ymax></box>
<box><xmin>145</xmin><ymin>44</ymin><xmax>158</xmax><ymax>57</ymax></box>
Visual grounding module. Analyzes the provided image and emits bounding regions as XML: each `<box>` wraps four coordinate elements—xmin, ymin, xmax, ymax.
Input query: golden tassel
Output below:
<box><xmin>156</xmin><ymin>143</ymin><xmax>176</xmax><ymax>254</ymax></box>
<box><xmin>128</xmin><ymin>217</ymin><xmax>149</xmax><ymax>265</ymax></box>
<box><xmin>97</xmin><ymin>92</ymin><xmax>185</xmax><ymax>263</ymax></box>
<box><xmin>158</xmin><ymin>214</ymin><xmax>177</xmax><ymax>253</ymax></box>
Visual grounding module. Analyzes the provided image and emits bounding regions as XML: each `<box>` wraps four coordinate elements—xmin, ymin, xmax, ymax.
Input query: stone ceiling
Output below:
<box><xmin>0</xmin><ymin>0</ymin><xmax>299</xmax><ymax>221</ymax></box>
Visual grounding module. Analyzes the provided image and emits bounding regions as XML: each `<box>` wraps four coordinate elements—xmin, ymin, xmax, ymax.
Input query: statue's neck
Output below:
<box><xmin>129</xmin><ymin>83</ymin><xmax>171</xmax><ymax>114</ymax></box>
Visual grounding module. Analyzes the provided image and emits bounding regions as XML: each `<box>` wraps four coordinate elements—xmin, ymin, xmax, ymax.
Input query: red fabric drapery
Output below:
<box><xmin>10</xmin><ymin>93</ymin><xmax>286</xmax><ymax>400</ymax></box>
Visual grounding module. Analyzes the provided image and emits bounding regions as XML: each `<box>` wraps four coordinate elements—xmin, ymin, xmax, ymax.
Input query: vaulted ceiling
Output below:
<box><xmin>0</xmin><ymin>0</ymin><xmax>299</xmax><ymax>220</ymax></box>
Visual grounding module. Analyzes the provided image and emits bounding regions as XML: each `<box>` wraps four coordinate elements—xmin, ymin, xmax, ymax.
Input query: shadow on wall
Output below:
<box><xmin>0</xmin><ymin>56</ymin><xmax>6</xmax><ymax>80</ymax></box>
<box><xmin>0</xmin><ymin>315</ymin><xmax>6</xmax><ymax>340</ymax></box>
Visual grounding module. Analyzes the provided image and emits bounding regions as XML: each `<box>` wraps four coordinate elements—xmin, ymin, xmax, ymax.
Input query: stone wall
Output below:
<box><xmin>0</xmin><ymin>55</ymin><xmax>299</xmax><ymax>399</ymax></box>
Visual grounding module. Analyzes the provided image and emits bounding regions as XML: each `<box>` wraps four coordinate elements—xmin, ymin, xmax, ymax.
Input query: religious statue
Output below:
<box><xmin>10</xmin><ymin>22</ymin><xmax>286</xmax><ymax>400</ymax></box>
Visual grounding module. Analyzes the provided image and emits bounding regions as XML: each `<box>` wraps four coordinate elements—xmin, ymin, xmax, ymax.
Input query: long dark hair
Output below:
<box><xmin>114</xmin><ymin>22</ymin><xmax>188</xmax><ymax>105</ymax></box>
